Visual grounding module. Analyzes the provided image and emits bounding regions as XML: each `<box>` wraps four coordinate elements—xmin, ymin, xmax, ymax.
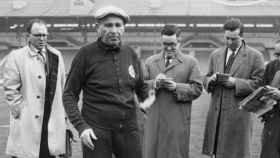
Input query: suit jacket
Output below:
<box><xmin>202</xmin><ymin>43</ymin><xmax>265</xmax><ymax>158</ymax></box>
<box><xmin>143</xmin><ymin>51</ymin><xmax>202</xmax><ymax>158</ymax></box>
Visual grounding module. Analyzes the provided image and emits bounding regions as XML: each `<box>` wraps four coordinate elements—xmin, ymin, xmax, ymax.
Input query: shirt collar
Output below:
<box><xmin>28</xmin><ymin>44</ymin><xmax>46</xmax><ymax>57</ymax></box>
<box><xmin>161</xmin><ymin>50</ymin><xmax>183</xmax><ymax>63</ymax></box>
<box><xmin>229</xmin><ymin>43</ymin><xmax>242</xmax><ymax>55</ymax></box>
<box><xmin>97</xmin><ymin>38</ymin><xmax>121</xmax><ymax>52</ymax></box>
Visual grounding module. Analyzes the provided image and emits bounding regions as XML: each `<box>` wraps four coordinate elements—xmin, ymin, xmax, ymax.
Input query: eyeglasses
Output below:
<box><xmin>163</xmin><ymin>42</ymin><xmax>177</xmax><ymax>47</ymax></box>
<box><xmin>31</xmin><ymin>34</ymin><xmax>48</xmax><ymax>38</ymax></box>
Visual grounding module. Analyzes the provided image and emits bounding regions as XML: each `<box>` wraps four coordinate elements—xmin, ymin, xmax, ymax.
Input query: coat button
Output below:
<box><xmin>38</xmin><ymin>75</ymin><xmax>42</xmax><ymax>79</ymax></box>
<box><xmin>118</xmin><ymin>79</ymin><xmax>122</xmax><ymax>84</ymax></box>
<box><xmin>36</xmin><ymin>96</ymin><xmax>40</xmax><ymax>99</ymax></box>
<box><xmin>35</xmin><ymin>115</ymin><xmax>40</xmax><ymax>119</ymax></box>
<box><xmin>268</xmin><ymin>131</ymin><xmax>272</xmax><ymax>136</ymax></box>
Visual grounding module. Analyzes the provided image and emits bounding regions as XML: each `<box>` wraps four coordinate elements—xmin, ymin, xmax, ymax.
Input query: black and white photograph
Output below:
<box><xmin>1</xmin><ymin>0</ymin><xmax>280</xmax><ymax>158</ymax></box>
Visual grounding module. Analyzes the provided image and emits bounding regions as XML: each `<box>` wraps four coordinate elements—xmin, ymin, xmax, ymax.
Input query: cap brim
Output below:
<box><xmin>97</xmin><ymin>13</ymin><xmax>129</xmax><ymax>23</ymax></box>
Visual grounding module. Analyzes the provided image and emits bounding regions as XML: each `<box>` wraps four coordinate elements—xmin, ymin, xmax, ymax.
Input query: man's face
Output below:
<box><xmin>161</xmin><ymin>34</ymin><xmax>179</xmax><ymax>58</ymax></box>
<box><xmin>274</xmin><ymin>53</ymin><xmax>280</xmax><ymax>60</ymax></box>
<box><xmin>224</xmin><ymin>29</ymin><xmax>242</xmax><ymax>50</ymax></box>
<box><xmin>28</xmin><ymin>23</ymin><xmax>48</xmax><ymax>50</ymax></box>
<box><xmin>97</xmin><ymin>16</ymin><xmax>125</xmax><ymax>46</ymax></box>
<box><xmin>274</xmin><ymin>44</ymin><xmax>280</xmax><ymax>60</ymax></box>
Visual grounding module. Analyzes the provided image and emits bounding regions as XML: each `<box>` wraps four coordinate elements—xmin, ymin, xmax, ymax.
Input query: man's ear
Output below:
<box><xmin>25</xmin><ymin>33</ymin><xmax>31</xmax><ymax>42</ymax></box>
<box><xmin>26</xmin><ymin>32</ymin><xmax>30</xmax><ymax>38</ymax></box>
<box><xmin>177</xmin><ymin>35</ymin><xmax>182</xmax><ymax>43</ymax></box>
<box><xmin>95</xmin><ymin>23</ymin><xmax>100</xmax><ymax>32</ymax></box>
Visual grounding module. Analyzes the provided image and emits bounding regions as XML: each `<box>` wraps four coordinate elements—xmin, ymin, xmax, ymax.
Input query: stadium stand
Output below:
<box><xmin>1</xmin><ymin>2</ymin><xmax>280</xmax><ymax>158</ymax></box>
<box><xmin>0</xmin><ymin>0</ymin><xmax>280</xmax><ymax>73</ymax></box>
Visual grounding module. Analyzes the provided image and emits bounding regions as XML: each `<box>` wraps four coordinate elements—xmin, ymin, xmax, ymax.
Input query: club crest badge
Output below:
<box><xmin>128</xmin><ymin>65</ymin><xmax>136</xmax><ymax>79</ymax></box>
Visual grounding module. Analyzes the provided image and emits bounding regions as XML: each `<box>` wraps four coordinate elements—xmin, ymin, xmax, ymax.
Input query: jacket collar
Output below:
<box><xmin>160</xmin><ymin>50</ymin><xmax>184</xmax><ymax>63</ymax></box>
<box><xmin>28</xmin><ymin>44</ymin><xmax>46</xmax><ymax>57</ymax></box>
<box><xmin>217</xmin><ymin>40</ymin><xmax>247</xmax><ymax>75</ymax></box>
<box><xmin>229</xmin><ymin>40</ymin><xmax>247</xmax><ymax>75</ymax></box>
<box><xmin>154</xmin><ymin>50</ymin><xmax>183</xmax><ymax>72</ymax></box>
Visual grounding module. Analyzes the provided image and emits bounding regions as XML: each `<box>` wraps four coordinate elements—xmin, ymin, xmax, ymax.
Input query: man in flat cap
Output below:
<box><xmin>63</xmin><ymin>5</ymin><xmax>148</xmax><ymax>158</ymax></box>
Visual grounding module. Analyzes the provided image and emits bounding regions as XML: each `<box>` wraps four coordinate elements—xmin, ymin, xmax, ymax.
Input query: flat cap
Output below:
<box><xmin>95</xmin><ymin>6</ymin><xmax>130</xmax><ymax>24</ymax></box>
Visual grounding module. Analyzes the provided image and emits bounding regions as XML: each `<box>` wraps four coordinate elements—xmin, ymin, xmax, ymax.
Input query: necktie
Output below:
<box><xmin>225</xmin><ymin>49</ymin><xmax>236</xmax><ymax>71</ymax></box>
<box><xmin>165</xmin><ymin>58</ymin><xmax>171</xmax><ymax>67</ymax></box>
<box><xmin>38</xmin><ymin>50</ymin><xmax>45</xmax><ymax>62</ymax></box>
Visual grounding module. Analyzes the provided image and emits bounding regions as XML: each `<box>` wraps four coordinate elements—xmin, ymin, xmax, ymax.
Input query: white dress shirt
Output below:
<box><xmin>226</xmin><ymin>45</ymin><xmax>241</xmax><ymax>64</ymax></box>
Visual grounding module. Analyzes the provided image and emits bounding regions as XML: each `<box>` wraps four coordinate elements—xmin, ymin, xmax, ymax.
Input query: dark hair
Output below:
<box><xmin>275</xmin><ymin>40</ymin><xmax>280</xmax><ymax>44</ymax></box>
<box><xmin>223</xmin><ymin>18</ymin><xmax>243</xmax><ymax>36</ymax></box>
<box><xmin>161</xmin><ymin>24</ymin><xmax>181</xmax><ymax>37</ymax></box>
<box><xmin>25</xmin><ymin>19</ymin><xmax>47</xmax><ymax>33</ymax></box>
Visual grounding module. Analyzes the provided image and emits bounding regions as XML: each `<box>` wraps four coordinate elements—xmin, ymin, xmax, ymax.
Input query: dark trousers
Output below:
<box><xmin>39</xmin><ymin>131</ymin><xmax>56</xmax><ymax>158</ymax></box>
<box><xmin>82</xmin><ymin>124</ymin><xmax>142</xmax><ymax>158</ymax></box>
<box><xmin>260</xmin><ymin>110</ymin><xmax>280</xmax><ymax>158</ymax></box>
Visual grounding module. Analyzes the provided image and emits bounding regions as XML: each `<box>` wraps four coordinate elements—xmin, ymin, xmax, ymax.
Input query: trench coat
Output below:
<box><xmin>3</xmin><ymin>45</ymin><xmax>67</xmax><ymax>158</ymax></box>
<box><xmin>202</xmin><ymin>43</ymin><xmax>265</xmax><ymax>158</ymax></box>
<box><xmin>143</xmin><ymin>51</ymin><xmax>202</xmax><ymax>158</ymax></box>
<box><xmin>260</xmin><ymin>70</ymin><xmax>280</xmax><ymax>158</ymax></box>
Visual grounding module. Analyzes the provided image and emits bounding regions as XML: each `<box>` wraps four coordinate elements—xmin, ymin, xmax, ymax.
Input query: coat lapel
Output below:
<box><xmin>164</xmin><ymin>51</ymin><xmax>183</xmax><ymax>73</ymax></box>
<box><xmin>153</xmin><ymin>51</ymin><xmax>183</xmax><ymax>73</ymax></box>
<box><xmin>164</xmin><ymin>58</ymin><xmax>181</xmax><ymax>73</ymax></box>
<box><xmin>217</xmin><ymin>47</ymin><xmax>226</xmax><ymax>73</ymax></box>
<box><xmin>45</xmin><ymin>48</ymin><xmax>59</xmax><ymax>108</ymax></box>
<box><xmin>155</xmin><ymin>52</ymin><xmax>165</xmax><ymax>73</ymax></box>
<box><xmin>229</xmin><ymin>45</ymin><xmax>247</xmax><ymax>75</ymax></box>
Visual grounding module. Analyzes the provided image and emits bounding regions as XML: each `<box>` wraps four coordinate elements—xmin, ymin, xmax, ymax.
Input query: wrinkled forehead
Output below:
<box><xmin>161</xmin><ymin>34</ymin><xmax>177</xmax><ymax>44</ymax></box>
<box><xmin>224</xmin><ymin>29</ymin><xmax>241</xmax><ymax>38</ymax></box>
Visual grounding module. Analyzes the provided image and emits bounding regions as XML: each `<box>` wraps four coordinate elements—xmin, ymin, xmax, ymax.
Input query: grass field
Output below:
<box><xmin>0</xmin><ymin>87</ymin><xmax>263</xmax><ymax>158</ymax></box>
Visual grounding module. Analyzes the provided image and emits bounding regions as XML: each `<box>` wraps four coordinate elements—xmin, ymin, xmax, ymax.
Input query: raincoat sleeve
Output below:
<box><xmin>3</xmin><ymin>51</ymin><xmax>24</xmax><ymax>117</ymax></box>
<box><xmin>203</xmin><ymin>52</ymin><xmax>216</xmax><ymax>92</ymax></box>
<box><xmin>235</xmin><ymin>51</ymin><xmax>265</xmax><ymax>97</ymax></box>
<box><xmin>174</xmin><ymin>58</ymin><xmax>203</xmax><ymax>102</ymax></box>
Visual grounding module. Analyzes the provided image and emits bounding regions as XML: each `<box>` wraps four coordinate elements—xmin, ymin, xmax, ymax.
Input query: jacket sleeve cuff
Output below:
<box><xmin>77</xmin><ymin>124</ymin><xmax>91</xmax><ymax>136</ymax></box>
